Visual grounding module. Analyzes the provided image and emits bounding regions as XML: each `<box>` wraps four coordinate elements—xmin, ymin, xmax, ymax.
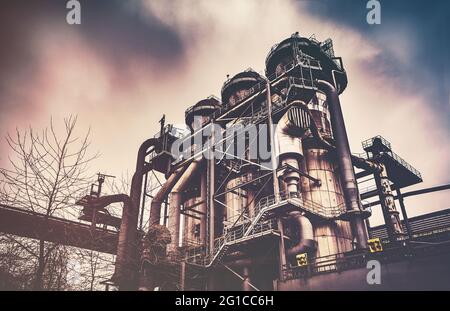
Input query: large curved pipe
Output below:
<box><xmin>94</xmin><ymin>195</ymin><xmax>131</xmax><ymax>287</ymax></box>
<box><xmin>316</xmin><ymin>79</ymin><xmax>368</xmax><ymax>249</ymax></box>
<box><xmin>286</xmin><ymin>211</ymin><xmax>315</xmax><ymax>256</ymax></box>
<box><xmin>149</xmin><ymin>165</ymin><xmax>189</xmax><ymax>226</ymax></box>
<box><xmin>351</xmin><ymin>155</ymin><xmax>382</xmax><ymax>173</ymax></box>
<box><xmin>117</xmin><ymin>138</ymin><xmax>159</xmax><ymax>290</ymax></box>
<box><xmin>305</xmin><ymin>107</ymin><xmax>335</xmax><ymax>151</ymax></box>
<box><xmin>167</xmin><ymin>160</ymin><xmax>202</xmax><ymax>252</ymax></box>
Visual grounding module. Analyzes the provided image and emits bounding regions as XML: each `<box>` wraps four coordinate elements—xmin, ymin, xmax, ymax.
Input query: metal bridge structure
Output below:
<box><xmin>0</xmin><ymin>204</ymin><xmax>118</xmax><ymax>254</ymax></box>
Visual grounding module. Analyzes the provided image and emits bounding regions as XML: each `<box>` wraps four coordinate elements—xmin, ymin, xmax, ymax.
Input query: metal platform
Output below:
<box><xmin>185</xmin><ymin>191</ymin><xmax>350</xmax><ymax>268</ymax></box>
<box><xmin>362</xmin><ymin>136</ymin><xmax>422</xmax><ymax>188</ymax></box>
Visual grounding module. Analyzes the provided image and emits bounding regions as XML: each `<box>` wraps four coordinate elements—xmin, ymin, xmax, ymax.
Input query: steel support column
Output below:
<box><xmin>396</xmin><ymin>188</ymin><xmax>413</xmax><ymax>239</ymax></box>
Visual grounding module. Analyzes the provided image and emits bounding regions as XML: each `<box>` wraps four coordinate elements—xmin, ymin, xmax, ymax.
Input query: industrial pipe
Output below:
<box><xmin>362</xmin><ymin>183</ymin><xmax>450</xmax><ymax>208</ymax></box>
<box><xmin>263</xmin><ymin>76</ymin><xmax>286</xmax><ymax>281</ymax></box>
<box><xmin>305</xmin><ymin>106</ymin><xmax>380</xmax><ymax>174</ymax></box>
<box><xmin>149</xmin><ymin>165</ymin><xmax>189</xmax><ymax>226</ymax></box>
<box><xmin>316</xmin><ymin>79</ymin><xmax>368</xmax><ymax>249</ymax></box>
<box><xmin>117</xmin><ymin>138</ymin><xmax>159</xmax><ymax>290</ymax></box>
<box><xmin>92</xmin><ymin>195</ymin><xmax>131</xmax><ymax>285</ymax></box>
<box><xmin>274</xmin><ymin>102</ymin><xmax>309</xmax><ymax>195</ymax></box>
<box><xmin>286</xmin><ymin>211</ymin><xmax>315</xmax><ymax>256</ymax></box>
<box><xmin>167</xmin><ymin>160</ymin><xmax>202</xmax><ymax>252</ymax></box>
<box><xmin>263</xmin><ymin>77</ymin><xmax>280</xmax><ymax>200</ymax></box>
<box><xmin>77</xmin><ymin>193</ymin><xmax>132</xmax><ymax>287</ymax></box>
<box><xmin>199</xmin><ymin>171</ymin><xmax>207</xmax><ymax>244</ymax></box>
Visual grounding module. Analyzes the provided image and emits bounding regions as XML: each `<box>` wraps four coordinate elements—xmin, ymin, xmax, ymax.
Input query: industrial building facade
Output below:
<box><xmin>71</xmin><ymin>33</ymin><xmax>450</xmax><ymax>291</ymax></box>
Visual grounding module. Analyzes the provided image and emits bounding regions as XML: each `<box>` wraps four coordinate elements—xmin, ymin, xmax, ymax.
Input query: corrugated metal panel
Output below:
<box><xmin>369</xmin><ymin>208</ymin><xmax>450</xmax><ymax>240</ymax></box>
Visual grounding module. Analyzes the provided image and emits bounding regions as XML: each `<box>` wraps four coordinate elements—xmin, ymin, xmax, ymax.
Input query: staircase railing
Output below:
<box><xmin>185</xmin><ymin>191</ymin><xmax>346</xmax><ymax>267</ymax></box>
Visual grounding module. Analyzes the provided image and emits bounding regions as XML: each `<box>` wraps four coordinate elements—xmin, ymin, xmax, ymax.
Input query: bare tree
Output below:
<box><xmin>0</xmin><ymin>116</ymin><xmax>97</xmax><ymax>290</ymax></box>
<box><xmin>69</xmin><ymin>248</ymin><xmax>115</xmax><ymax>291</ymax></box>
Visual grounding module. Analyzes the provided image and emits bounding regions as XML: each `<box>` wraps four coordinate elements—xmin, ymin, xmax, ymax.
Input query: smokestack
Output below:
<box><xmin>316</xmin><ymin>79</ymin><xmax>368</xmax><ymax>249</ymax></box>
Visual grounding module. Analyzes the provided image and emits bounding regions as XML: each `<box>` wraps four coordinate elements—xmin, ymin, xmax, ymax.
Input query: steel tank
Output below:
<box><xmin>301</xmin><ymin>94</ymin><xmax>353</xmax><ymax>257</ymax></box>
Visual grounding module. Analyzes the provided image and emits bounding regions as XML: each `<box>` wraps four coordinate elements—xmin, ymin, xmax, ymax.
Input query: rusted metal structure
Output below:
<box><xmin>0</xmin><ymin>203</ymin><xmax>118</xmax><ymax>254</ymax></box>
<box><xmin>0</xmin><ymin>32</ymin><xmax>438</xmax><ymax>291</ymax></box>
<box><xmin>1</xmin><ymin>32</ymin><xmax>449</xmax><ymax>291</ymax></box>
<box><xmin>105</xmin><ymin>32</ymin><xmax>441</xmax><ymax>291</ymax></box>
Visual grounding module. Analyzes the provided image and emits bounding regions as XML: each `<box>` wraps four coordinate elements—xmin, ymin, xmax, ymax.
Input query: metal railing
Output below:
<box><xmin>211</xmin><ymin>52</ymin><xmax>320</xmax><ymax>121</ymax></box>
<box><xmin>185</xmin><ymin>218</ymin><xmax>278</xmax><ymax>267</ymax></box>
<box><xmin>282</xmin><ymin>239</ymin><xmax>450</xmax><ymax>281</ymax></box>
<box><xmin>185</xmin><ymin>190</ymin><xmax>347</xmax><ymax>267</ymax></box>
<box><xmin>358</xmin><ymin>136</ymin><xmax>422</xmax><ymax>180</ymax></box>
<box><xmin>254</xmin><ymin>191</ymin><xmax>346</xmax><ymax>220</ymax></box>
<box><xmin>384</xmin><ymin>150</ymin><xmax>422</xmax><ymax>179</ymax></box>
<box><xmin>362</xmin><ymin>135</ymin><xmax>392</xmax><ymax>151</ymax></box>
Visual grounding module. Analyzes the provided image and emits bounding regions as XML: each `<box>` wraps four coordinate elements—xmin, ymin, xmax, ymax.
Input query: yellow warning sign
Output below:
<box><xmin>296</xmin><ymin>253</ymin><xmax>308</xmax><ymax>266</ymax></box>
<box><xmin>368</xmin><ymin>238</ymin><xmax>383</xmax><ymax>253</ymax></box>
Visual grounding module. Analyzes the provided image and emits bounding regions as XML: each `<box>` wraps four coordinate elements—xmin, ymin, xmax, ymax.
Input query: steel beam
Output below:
<box><xmin>0</xmin><ymin>204</ymin><xmax>118</xmax><ymax>254</ymax></box>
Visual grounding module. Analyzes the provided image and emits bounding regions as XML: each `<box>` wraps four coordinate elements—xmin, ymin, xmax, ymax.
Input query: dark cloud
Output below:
<box><xmin>297</xmin><ymin>0</ymin><xmax>450</xmax><ymax>122</ymax></box>
<box><xmin>0</xmin><ymin>0</ymin><xmax>187</xmax><ymax>131</ymax></box>
<box><xmin>0</xmin><ymin>1</ymin><xmax>62</xmax><ymax>110</ymax></box>
<box><xmin>0</xmin><ymin>0</ymin><xmax>185</xmax><ymax>69</ymax></box>
<box><xmin>80</xmin><ymin>0</ymin><xmax>185</xmax><ymax>68</ymax></box>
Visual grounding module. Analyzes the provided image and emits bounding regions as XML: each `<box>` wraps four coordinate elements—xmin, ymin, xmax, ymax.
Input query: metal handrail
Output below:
<box><xmin>384</xmin><ymin>150</ymin><xmax>422</xmax><ymax>179</ymax></box>
<box><xmin>282</xmin><ymin>239</ymin><xmax>450</xmax><ymax>281</ymax></box>
<box><xmin>211</xmin><ymin>53</ymin><xmax>320</xmax><ymax>121</ymax></box>
<box><xmin>185</xmin><ymin>190</ymin><xmax>347</xmax><ymax>266</ymax></box>
<box><xmin>361</xmin><ymin>136</ymin><xmax>421</xmax><ymax>180</ymax></box>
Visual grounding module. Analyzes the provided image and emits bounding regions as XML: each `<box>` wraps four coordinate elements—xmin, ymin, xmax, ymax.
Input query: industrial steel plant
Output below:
<box><xmin>2</xmin><ymin>32</ymin><xmax>450</xmax><ymax>291</ymax></box>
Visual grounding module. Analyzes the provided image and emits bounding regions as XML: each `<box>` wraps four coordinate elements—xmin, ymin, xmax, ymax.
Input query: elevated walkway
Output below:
<box><xmin>0</xmin><ymin>204</ymin><xmax>118</xmax><ymax>254</ymax></box>
<box><xmin>362</xmin><ymin>136</ymin><xmax>422</xmax><ymax>188</ymax></box>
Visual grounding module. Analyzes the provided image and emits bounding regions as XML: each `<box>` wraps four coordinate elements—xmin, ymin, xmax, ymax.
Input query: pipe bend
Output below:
<box><xmin>172</xmin><ymin>160</ymin><xmax>202</xmax><ymax>193</ymax></box>
<box><xmin>167</xmin><ymin>160</ymin><xmax>203</xmax><ymax>251</ymax></box>
<box><xmin>79</xmin><ymin>193</ymin><xmax>131</xmax><ymax>210</ymax></box>
<box><xmin>316</xmin><ymin>79</ymin><xmax>337</xmax><ymax>94</ymax></box>
<box><xmin>274</xmin><ymin>101</ymin><xmax>308</xmax><ymax>160</ymax></box>
<box><xmin>149</xmin><ymin>165</ymin><xmax>189</xmax><ymax>226</ymax></box>
<box><xmin>287</xmin><ymin>211</ymin><xmax>315</xmax><ymax>256</ymax></box>
<box><xmin>351</xmin><ymin>155</ymin><xmax>382</xmax><ymax>173</ymax></box>
<box><xmin>135</xmin><ymin>138</ymin><xmax>160</xmax><ymax>171</ymax></box>
<box><xmin>115</xmin><ymin>137</ymin><xmax>161</xmax><ymax>290</ymax></box>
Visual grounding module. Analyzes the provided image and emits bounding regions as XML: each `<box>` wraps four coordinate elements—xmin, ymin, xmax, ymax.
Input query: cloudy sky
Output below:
<box><xmin>0</xmin><ymin>0</ymin><xmax>449</xmax><ymax>225</ymax></box>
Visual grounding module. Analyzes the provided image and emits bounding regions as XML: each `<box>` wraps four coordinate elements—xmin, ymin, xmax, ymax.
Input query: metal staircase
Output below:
<box><xmin>185</xmin><ymin>191</ymin><xmax>347</xmax><ymax>268</ymax></box>
<box><xmin>183</xmin><ymin>51</ymin><xmax>334</xmax><ymax>269</ymax></box>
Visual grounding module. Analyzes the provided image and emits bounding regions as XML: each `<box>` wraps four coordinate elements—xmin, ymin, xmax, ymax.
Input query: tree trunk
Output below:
<box><xmin>34</xmin><ymin>239</ymin><xmax>45</xmax><ymax>290</ymax></box>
